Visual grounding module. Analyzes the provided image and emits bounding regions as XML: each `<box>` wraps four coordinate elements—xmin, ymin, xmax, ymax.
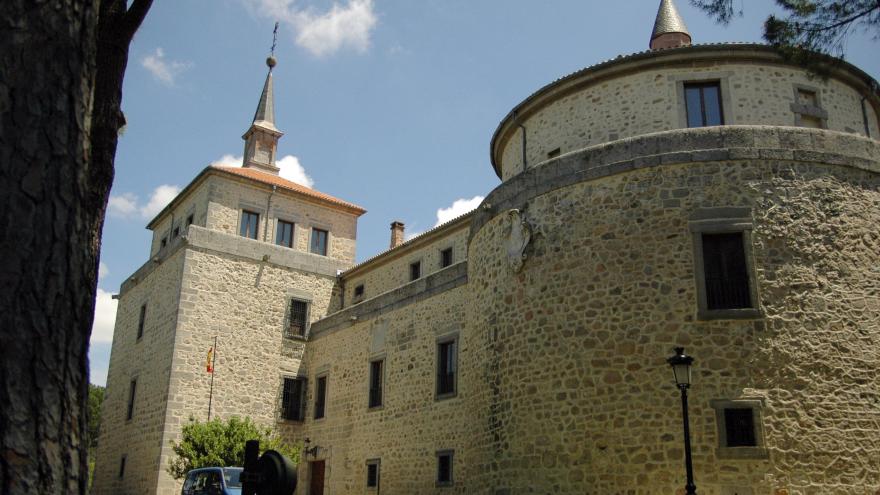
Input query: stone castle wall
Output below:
<box><xmin>467</xmin><ymin>126</ymin><xmax>880</xmax><ymax>494</ymax></box>
<box><xmin>149</xmin><ymin>182</ymin><xmax>210</xmax><ymax>258</ymax></box>
<box><xmin>497</xmin><ymin>50</ymin><xmax>880</xmax><ymax>181</ymax></box>
<box><xmin>93</xmin><ymin>246</ymin><xmax>187</xmax><ymax>495</ymax></box>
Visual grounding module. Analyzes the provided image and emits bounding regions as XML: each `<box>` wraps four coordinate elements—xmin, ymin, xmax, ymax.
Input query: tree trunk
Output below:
<box><xmin>0</xmin><ymin>0</ymin><xmax>150</xmax><ymax>493</ymax></box>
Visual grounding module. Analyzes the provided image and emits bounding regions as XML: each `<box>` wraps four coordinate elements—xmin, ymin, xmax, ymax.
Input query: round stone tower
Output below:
<box><xmin>464</xmin><ymin>17</ymin><xmax>880</xmax><ymax>495</ymax></box>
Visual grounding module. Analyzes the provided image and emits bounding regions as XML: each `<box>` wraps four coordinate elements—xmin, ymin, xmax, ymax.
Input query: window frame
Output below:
<box><xmin>674</xmin><ymin>74</ymin><xmax>733</xmax><ymax>129</ymax></box>
<box><xmin>440</xmin><ymin>247</ymin><xmax>453</xmax><ymax>268</ymax></box>
<box><xmin>368</xmin><ymin>358</ymin><xmax>384</xmax><ymax>409</ymax></box>
<box><xmin>436</xmin><ymin>449</ymin><xmax>454</xmax><ymax>487</ymax></box>
<box><xmin>366</xmin><ymin>458</ymin><xmax>380</xmax><ymax>489</ymax></box>
<box><xmin>410</xmin><ymin>260</ymin><xmax>422</xmax><ymax>281</ymax></box>
<box><xmin>285</xmin><ymin>298</ymin><xmax>310</xmax><ymax>339</ymax></box>
<box><xmin>136</xmin><ymin>303</ymin><xmax>147</xmax><ymax>341</ymax></box>
<box><xmin>684</xmin><ymin>81</ymin><xmax>725</xmax><ymax>128</ymax></box>
<box><xmin>790</xmin><ymin>84</ymin><xmax>828</xmax><ymax>129</ymax></box>
<box><xmin>435</xmin><ymin>334</ymin><xmax>458</xmax><ymax>400</ymax></box>
<box><xmin>275</xmin><ymin>219</ymin><xmax>295</xmax><ymax>248</ymax></box>
<box><xmin>314</xmin><ymin>374</ymin><xmax>328</xmax><ymax>420</ymax></box>
<box><xmin>710</xmin><ymin>398</ymin><xmax>768</xmax><ymax>459</ymax></box>
<box><xmin>239</xmin><ymin>210</ymin><xmax>260</xmax><ymax>240</ymax></box>
<box><xmin>689</xmin><ymin>209</ymin><xmax>762</xmax><ymax>321</ymax></box>
<box><xmin>126</xmin><ymin>378</ymin><xmax>137</xmax><ymax>420</ymax></box>
<box><xmin>310</xmin><ymin>228</ymin><xmax>329</xmax><ymax>256</ymax></box>
<box><xmin>280</xmin><ymin>376</ymin><xmax>307</xmax><ymax>422</ymax></box>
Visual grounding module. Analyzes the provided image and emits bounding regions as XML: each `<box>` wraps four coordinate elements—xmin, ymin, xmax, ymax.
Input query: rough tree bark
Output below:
<box><xmin>0</xmin><ymin>0</ymin><xmax>151</xmax><ymax>493</ymax></box>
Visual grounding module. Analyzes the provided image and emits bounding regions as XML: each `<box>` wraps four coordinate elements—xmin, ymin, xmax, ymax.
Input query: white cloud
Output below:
<box><xmin>242</xmin><ymin>0</ymin><xmax>377</xmax><ymax>57</ymax></box>
<box><xmin>141</xmin><ymin>47</ymin><xmax>191</xmax><ymax>86</ymax></box>
<box><xmin>435</xmin><ymin>196</ymin><xmax>484</xmax><ymax>227</ymax></box>
<box><xmin>108</xmin><ymin>184</ymin><xmax>181</xmax><ymax>220</ymax></box>
<box><xmin>211</xmin><ymin>153</ymin><xmax>314</xmax><ymax>188</ymax></box>
<box><xmin>98</xmin><ymin>262</ymin><xmax>109</xmax><ymax>281</ymax></box>
<box><xmin>90</xmin><ymin>289</ymin><xmax>118</xmax><ymax>344</ymax></box>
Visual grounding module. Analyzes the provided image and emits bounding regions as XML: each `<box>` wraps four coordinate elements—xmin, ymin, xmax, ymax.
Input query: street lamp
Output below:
<box><xmin>667</xmin><ymin>347</ymin><xmax>696</xmax><ymax>495</ymax></box>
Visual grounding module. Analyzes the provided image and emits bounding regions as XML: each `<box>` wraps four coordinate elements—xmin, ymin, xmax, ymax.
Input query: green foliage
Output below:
<box><xmin>167</xmin><ymin>416</ymin><xmax>300</xmax><ymax>480</ymax></box>
<box><xmin>88</xmin><ymin>384</ymin><xmax>105</xmax><ymax>450</ymax></box>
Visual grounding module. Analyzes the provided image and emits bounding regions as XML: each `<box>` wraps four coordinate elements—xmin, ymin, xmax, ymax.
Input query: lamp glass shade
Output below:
<box><xmin>671</xmin><ymin>362</ymin><xmax>692</xmax><ymax>386</ymax></box>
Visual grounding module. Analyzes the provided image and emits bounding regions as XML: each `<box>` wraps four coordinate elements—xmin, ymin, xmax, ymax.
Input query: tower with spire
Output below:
<box><xmin>650</xmin><ymin>0</ymin><xmax>692</xmax><ymax>50</ymax></box>
<box><xmin>242</xmin><ymin>54</ymin><xmax>283</xmax><ymax>174</ymax></box>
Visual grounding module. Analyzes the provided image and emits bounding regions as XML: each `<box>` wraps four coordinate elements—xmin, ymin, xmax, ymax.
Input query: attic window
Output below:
<box><xmin>354</xmin><ymin>284</ymin><xmax>365</xmax><ymax>298</ymax></box>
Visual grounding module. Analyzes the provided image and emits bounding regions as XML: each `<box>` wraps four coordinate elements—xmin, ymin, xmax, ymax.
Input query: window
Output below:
<box><xmin>684</xmin><ymin>82</ymin><xmax>723</xmax><ymax>127</ymax></box>
<box><xmin>276</xmin><ymin>220</ymin><xmax>294</xmax><ymax>248</ymax></box>
<box><xmin>186</xmin><ymin>214</ymin><xmax>194</xmax><ymax>226</ymax></box>
<box><xmin>314</xmin><ymin>375</ymin><xmax>327</xmax><ymax>419</ymax></box>
<box><xmin>547</xmin><ymin>147</ymin><xmax>561</xmax><ymax>159</ymax></box>
<box><xmin>436</xmin><ymin>337</ymin><xmax>457</xmax><ymax>398</ymax></box>
<box><xmin>286</xmin><ymin>299</ymin><xmax>309</xmax><ymax>339</ymax></box>
<box><xmin>710</xmin><ymin>399</ymin><xmax>768</xmax><ymax>459</ymax></box>
<box><xmin>410</xmin><ymin>261</ymin><xmax>421</xmax><ymax>281</ymax></box>
<box><xmin>172</xmin><ymin>226</ymin><xmax>180</xmax><ymax>238</ymax></box>
<box><xmin>791</xmin><ymin>86</ymin><xmax>827</xmax><ymax>129</ymax></box>
<box><xmin>366</xmin><ymin>459</ymin><xmax>380</xmax><ymax>488</ymax></box>
<box><xmin>440</xmin><ymin>248</ymin><xmax>453</xmax><ymax>268</ymax></box>
<box><xmin>160</xmin><ymin>237</ymin><xmax>168</xmax><ymax>249</ymax></box>
<box><xmin>368</xmin><ymin>359</ymin><xmax>384</xmax><ymax>408</ymax></box>
<box><xmin>126</xmin><ymin>379</ymin><xmax>137</xmax><ymax>420</ymax></box>
<box><xmin>136</xmin><ymin>304</ymin><xmax>146</xmax><ymax>340</ymax></box>
<box><xmin>354</xmin><ymin>284</ymin><xmax>365</xmax><ymax>299</ymax></box>
<box><xmin>690</xmin><ymin>209</ymin><xmax>761</xmax><ymax>320</ymax></box>
<box><xmin>281</xmin><ymin>377</ymin><xmax>306</xmax><ymax>421</ymax></box>
<box><xmin>701</xmin><ymin>233</ymin><xmax>751</xmax><ymax>310</ymax></box>
<box><xmin>436</xmin><ymin>450</ymin><xmax>454</xmax><ymax>486</ymax></box>
<box><xmin>240</xmin><ymin>210</ymin><xmax>260</xmax><ymax>239</ymax></box>
<box><xmin>118</xmin><ymin>456</ymin><xmax>126</xmax><ymax>479</ymax></box>
<box><xmin>310</xmin><ymin>228</ymin><xmax>328</xmax><ymax>256</ymax></box>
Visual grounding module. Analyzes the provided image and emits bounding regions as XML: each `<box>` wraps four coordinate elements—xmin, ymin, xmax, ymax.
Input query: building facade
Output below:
<box><xmin>94</xmin><ymin>1</ymin><xmax>880</xmax><ymax>493</ymax></box>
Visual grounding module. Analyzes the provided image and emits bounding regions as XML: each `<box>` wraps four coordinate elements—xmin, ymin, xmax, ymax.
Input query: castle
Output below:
<box><xmin>93</xmin><ymin>1</ymin><xmax>880</xmax><ymax>493</ymax></box>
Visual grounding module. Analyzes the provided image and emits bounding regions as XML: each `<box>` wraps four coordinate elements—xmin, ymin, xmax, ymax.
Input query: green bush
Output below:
<box><xmin>167</xmin><ymin>416</ymin><xmax>300</xmax><ymax>480</ymax></box>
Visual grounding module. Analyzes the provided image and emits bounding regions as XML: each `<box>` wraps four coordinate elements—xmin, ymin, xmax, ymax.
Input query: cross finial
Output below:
<box><xmin>267</xmin><ymin>22</ymin><xmax>279</xmax><ymax>69</ymax></box>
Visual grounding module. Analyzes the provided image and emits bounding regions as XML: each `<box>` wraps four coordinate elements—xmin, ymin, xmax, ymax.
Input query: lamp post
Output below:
<box><xmin>667</xmin><ymin>347</ymin><xmax>696</xmax><ymax>495</ymax></box>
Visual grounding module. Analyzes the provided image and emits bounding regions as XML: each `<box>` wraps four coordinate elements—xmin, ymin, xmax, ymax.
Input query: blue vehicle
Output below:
<box><xmin>181</xmin><ymin>467</ymin><xmax>243</xmax><ymax>495</ymax></box>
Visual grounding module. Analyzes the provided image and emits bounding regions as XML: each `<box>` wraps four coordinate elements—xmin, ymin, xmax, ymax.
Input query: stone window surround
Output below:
<box><xmin>689</xmin><ymin>207</ymin><xmax>762</xmax><ymax>321</ymax></box>
<box><xmin>435</xmin><ymin>332</ymin><xmax>459</xmax><ymax>401</ymax></box>
<box><xmin>237</xmin><ymin>205</ymin><xmax>263</xmax><ymax>240</ymax></box>
<box><xmin>672</xmin><ymin>71</ymin><xmax>734</xmax><ymax>129</ymax></box>
<box><xmin>439</xmin><ymin>246</ymin><xmax>454</xmax><ymax>269</ymax></box>
<box><xmin>285</xmin><ymin>289</ymin><xmax>313</xmax><ymax>340</ymax></box>
<box><xmin>409</xmin><ymin>258</ymin><xmax>423</xmax><ymax>281</ymax></box>
<box><xmin>435</xmin><ymin>449</ymin><xmax>454</xmax><ymax>487</ymax></box>
<box><xmin>367</xmin><ymin>352</ymin><xmax>386</xmax><ymax>411</ymax></box>
<box><xmin>279</xmin><ymin>374</ymin><xmax>307</xmax><ymax>423</ymax></box>
<box><xmin>365</xmin><ymin>458</ymin><xmax>380</xmax><ymax>489</ymax></box>
<box><xmin>710</xmin><ymin>398</ymin><xmax>769</xmax><ymax>460</ymax></box>
<box><xmin>312</xmin><ymin>370</ymin><xmax>329</xmax><ymax>421</ymax></box>
<box><xmin>791</xmin><ymin>83</ymin><xmax>828</xmax><ymax>128</ymax></box>
<box><xmin>309</xmin><ymin>225</ymin><xmax>332</xmax><ymax>257</ymax></box>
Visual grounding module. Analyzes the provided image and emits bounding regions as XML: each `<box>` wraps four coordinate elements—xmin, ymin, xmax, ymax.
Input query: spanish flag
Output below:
<box><xmin>206</xmin><ymin>347</ymin><xmax>214</xmax><ymax>373</ymax></box>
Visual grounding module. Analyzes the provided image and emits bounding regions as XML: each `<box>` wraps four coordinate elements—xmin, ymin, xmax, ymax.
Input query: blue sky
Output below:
<box><xmin>89</xmin><ymin>0</ymin><xmax>880</xmax><ymax>385</ymax></box>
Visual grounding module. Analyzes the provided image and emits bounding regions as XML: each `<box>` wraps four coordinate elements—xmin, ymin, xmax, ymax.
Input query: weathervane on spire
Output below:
<box><xmin>267</xmin><ymin>21</ymin><xmax>279</xmax><ymax>70</ymax></box>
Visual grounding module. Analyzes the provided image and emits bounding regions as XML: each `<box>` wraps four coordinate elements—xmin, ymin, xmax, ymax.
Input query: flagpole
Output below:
<box><xmin>207</xmin><ymin>335</ymin><xmax>217</xmax><ymax>421</ymax></box>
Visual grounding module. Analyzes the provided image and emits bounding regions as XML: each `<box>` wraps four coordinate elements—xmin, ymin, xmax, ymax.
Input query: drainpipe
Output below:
<box><xmin>263</xmin><ymin>185</ymin><xmax>277</xmax><ymax>242</ymax></box>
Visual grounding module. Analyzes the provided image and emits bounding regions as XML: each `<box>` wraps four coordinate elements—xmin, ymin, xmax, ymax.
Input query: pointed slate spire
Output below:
<box><xmin>242</xmin><ymin>55</ymin><xmax>284</xmax><ymax>174</ymax></box>
<box><xmin>650</xmin><ymin>0</ymin><xmax>692</xmax><ymax>50</ymax></box>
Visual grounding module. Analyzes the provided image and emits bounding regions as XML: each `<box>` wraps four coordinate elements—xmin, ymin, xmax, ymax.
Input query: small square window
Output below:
<box><xmin>368</xmin><ymin>359</ymin><xmax>384</xmax><ymax>408</ymax></box>
<box><xmin>366</xmin><ymin>459</ymin><xmax>380</xmax><ymax>488</ymax></box>
<box><xmin>724</xmin><ymin>408</ymin><xmax>756</xmax><ymax>447</ymax></box>
<box><xmin>436</xmin><ymin>450</ymin><xmax>454</xmax><ymax>486</ymax></box>
<box><xmin>354</xmin><ymin>284</ymin><xmax>365</xmax><ymax>299</ymax></box>
<box><xmin>684</xmin><ymin>81</ymin><xmax>724</xmax><ymax>127</ymax></box>
<box><xmin>440</xmin><ymin>248</ymin><xmax>453</xmax><ymax>268</ymax></box>
<box><xmin>410</xmin><ymin>261</ymin><xmax>421</xmax><ymax>281</ymax></box>
<box><xmin>276</xmin><ymin>220</ymin><xmax>295</xmax><ymax>248</ymax></box>
<box><xmin>286</xmin><ymin>299</ymin><xmax>309</xmax><ymax>339</ymax></box>
<box><xmin>136</xmin><ymin>304</ymin><xmax>146</xmax><ymax>340</ymax></box>
<box><xmin>118</xmin><ymin>456</ymin><xmax>127</xmax><ymax>479</ymax></box>
<box><xmin>710</xmin><ymin>399</ymin><xmax>768</xmax><ymax>459</ymax></box>
<box><xmin>310</xmin><ymin>228</ymin><xmax>328</xmax><ymax>256</ymax></box>
<box><xmin>314</xmin><ymin>375</ymin><xmax>328</xmax><ymax>419</ymax></box>
<box><xmin>436</xmin><ymin>337</ymin><xmax>457</xmax><ymax>399</ymax></box>
<box><xmin>240</xmin><ymin>210</ymin><xmax>260</xmax><ymax>239</ymax></box>
<box><xmin>281</xmin><ymin>377</ymin><xmax>306</xmax><ymax>421</ymax></box>
<box><xmin>127</xmin><ymin>379</ymin><xmax>137</xmax><ymax>420</ymax></box>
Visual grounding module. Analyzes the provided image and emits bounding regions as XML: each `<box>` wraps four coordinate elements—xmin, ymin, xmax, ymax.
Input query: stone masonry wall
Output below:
<box><xmin>93</xmin><ymin>247</ymin><xmax>186</xmax><ymax>495</ymax></box>
<box><xmin>467</xmin><ymin>154</ymin><xmax>880</xmax><ymax>493</ymax></box>
<box><xmin>149</xmin><ymin>183</ymin><xmax>210</xmax><ymax>258</ymax></box>
<box><xmin>204</xmin><ymin>175</ymin><xmax>358</xmax><ymax>263</ymax></box>
<box><xmin>499</xmin><ymin>60</ymin><xmax>880</xmax><ymax>180</ymax></box>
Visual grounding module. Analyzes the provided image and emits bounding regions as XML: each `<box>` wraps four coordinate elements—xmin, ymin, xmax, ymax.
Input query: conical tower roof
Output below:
<box><xmin>651</xmin><ymin>0</ymin><xmax>690</xmax><ymax>41</ymax></box>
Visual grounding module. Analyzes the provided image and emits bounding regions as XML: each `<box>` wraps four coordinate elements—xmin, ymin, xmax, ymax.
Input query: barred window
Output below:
<box><xmin>366</xmin><ymin>459</ymin><xmax>380</xmax><ymax>488</ymax></box>
<box><xmin>702</xmin><ymin>233</ymin><xmax>751</xmax><ymax>310</ymax></box>
<box><xmin>281</xmin><ymin>377</ymin><xmax>306</xmax><ymax>421</ymax></box>
<box><xmin>287</xmin><ymin>300</ymin><xmax>308</xmax><ymax>338</ymax></box>
<box><xmin>724</xmin><ymin>408</ymin><xmax>757</xmax><ymax>447</ymax></box>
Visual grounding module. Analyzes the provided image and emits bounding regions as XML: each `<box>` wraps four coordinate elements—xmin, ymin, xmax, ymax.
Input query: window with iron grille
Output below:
<box><xmin>127</xmin><ymin>379</ymin><xmax>137</xmax><ymax>420</ymax></box>
<box><xmin>286</xmin><ymin>299</ymin><xmax>308</xmax><ymax>338</ymax></box>
<box><xmin>366</xmin><ymin>459</ymin><xmax>380</xmax><ymax>488</ymax></box>
<box><xmin>240</xmin><ymin>210</ymin><xmax>260</xmax><ymax>239</ymax></box>
<box><xmin>701</xmin><ymin>233</ymin><xmax>751</xmax><ymax>310</ymax></box>
<box><xmin>368</xmin><ymin>359</ymin><xmax>383</xmax><ymax>408</ymax></box>
<box><xmin>436</xmin><ymin>338</ymin><xmax>457</xmax><ymax>398</ymax></box>
<box><xmin>310</xmin><ymin>228</ymin><xmax>328</xmax><ymax>256</ymax></box>
<box><xmin>410</xmin><ymin>261</ymin><xmax>421</xmax><ymax>281</ymax></box>
<box><xmin>276</xmin><ymin>220</ymin><xmax>294</xmax><ymax>248</ymax></box>
<box><xmin>136</xmin><ymin>304</ymin><xmax>146</xmax><ymax>340</ymax></box>
<box><xmin>684</xmin><ymin>81</ymin><xmax>724</xmax><ymax>127</ymax></box>
<box><xmin>440</xmin><ymin>248</ymin><xmax>453</xmax><ymax>268</ymax></box>
<box><xmin>314</xmin><ymin>375</ymin><xmax>327</xmax><ymax>419</ymax></box>
<box><xmin>436</xmin><ymin>450</ymin><xmax>454</xmax><ymax>486</ymax></box>
<box><xmin>281</xmin><ymin>377</ymin><xmax>306</xmax><ymax>421</ymax></box>
<box><xmin>724</xmin><ymin>408</ymin><xmax>757</xmax><ymax>447</ymax></box>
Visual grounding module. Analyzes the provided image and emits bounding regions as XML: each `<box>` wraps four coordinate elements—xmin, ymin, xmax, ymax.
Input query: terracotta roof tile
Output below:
<box><xmin>213</xmin><ymin>165</ymin><xmax>366</xmax><ymax>214</ymax></box>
